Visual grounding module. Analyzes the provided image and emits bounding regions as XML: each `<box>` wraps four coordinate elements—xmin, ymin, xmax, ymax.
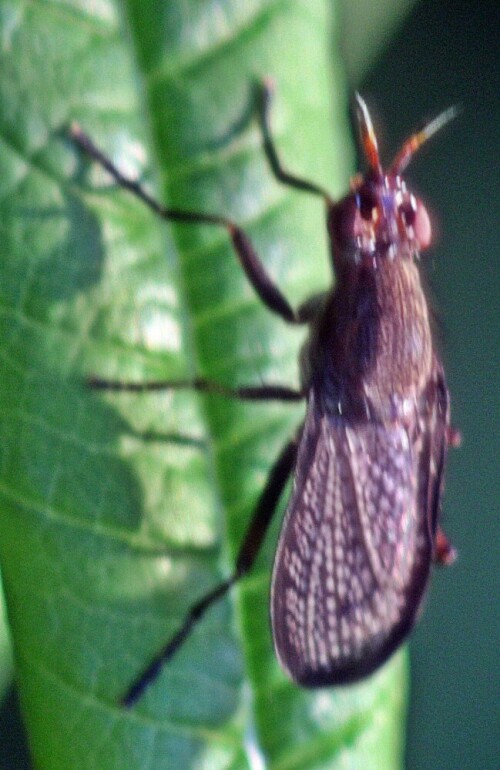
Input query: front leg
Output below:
<box><xmin>71</xmin><ymin>124</ymin><xmax>306</xmax><ymax>325</ymax></box>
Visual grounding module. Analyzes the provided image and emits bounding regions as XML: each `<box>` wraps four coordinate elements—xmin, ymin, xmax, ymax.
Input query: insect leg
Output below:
<box><xmin>88</xmin><ymin>376</ymin><xmax>304</xmax><ymax>402</ymax></box>
<box><xmin>121</xmin><ymin>436</ymin><xmax>298</xmax><ymax>707</ymax></box>
<box><xmin>434</xmin><ymin>527</ymin><xmax>457</xmax><ymax>566</ymax></box>
<box><xmin>70</xmin><ymin>124</ymin><xmax>305</xmax><ymax>324</ymax></box>
<box><xmin>257</xmin><ymin>79</ymin><xmax>333</xmax><ymax>202</ymax></box>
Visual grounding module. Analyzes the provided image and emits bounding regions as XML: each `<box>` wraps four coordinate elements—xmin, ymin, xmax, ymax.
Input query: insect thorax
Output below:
<box><xmin>305</xmin><ymin>256</ymin><xmax>433</xmax><ymax>423</ymax></box>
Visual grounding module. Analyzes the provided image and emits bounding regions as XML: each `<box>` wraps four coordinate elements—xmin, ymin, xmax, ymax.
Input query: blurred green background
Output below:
<box><xmin>0</xmin><ymin>0</ymin><xmax>497</xmax><ymax>768</ymax></box>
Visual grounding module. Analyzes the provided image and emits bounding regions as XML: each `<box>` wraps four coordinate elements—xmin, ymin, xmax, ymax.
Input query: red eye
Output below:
<box><xmin>397</xmin><ymin>194</ymin><xmax>431</xmax><ymax>249</ymax></box>
<box><xmin>399</xmin><ymin>197</ymin><xmax>417</xmax><ymax>227</ymax></box>
<box><xmin>413</xmin><ymin>200</ymin><xmax>432</xmax><ymax>249</ymax></box>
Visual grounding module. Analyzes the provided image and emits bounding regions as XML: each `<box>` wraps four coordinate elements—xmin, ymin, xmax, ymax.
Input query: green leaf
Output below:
<box><xmin>0</xmin><ymin>1</ymin><xmax>407</xmax><ymax>768</ymax></box>
<box><xmin>0</xmin><ymin>572</ymin><xmax>14</xmax><ymax>699</ymax></box>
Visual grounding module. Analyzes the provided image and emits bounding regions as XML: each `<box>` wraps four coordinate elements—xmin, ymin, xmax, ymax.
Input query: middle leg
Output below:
<box><xmin>87</xmin><ymin>376</ymin><xmax>304</xmax><ymax>402</ymax></box>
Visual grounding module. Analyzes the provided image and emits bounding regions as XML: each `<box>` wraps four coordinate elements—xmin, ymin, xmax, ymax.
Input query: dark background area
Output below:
<box><xmin>361</xmin><ymin>1</ymin><xmax>498</xmax><ymax>768</ymax></box>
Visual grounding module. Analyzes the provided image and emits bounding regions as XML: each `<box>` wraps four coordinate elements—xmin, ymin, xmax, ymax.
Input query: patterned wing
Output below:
<box><xmin>419</xmin><ymin>362</ymin><xmax>452</xmax><ymax>558</ymax></box>
<box><xmin>271</xmin><ymin>390</ymin><xmax>437</xmax><ymax>686</ymax></box>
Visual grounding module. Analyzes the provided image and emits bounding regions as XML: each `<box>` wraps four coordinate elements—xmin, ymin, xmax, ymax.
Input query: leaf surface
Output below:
<box><xmin>0</xmin><ymin>1</ymin><xmax>406</xmax><ymax>768</ymax></box>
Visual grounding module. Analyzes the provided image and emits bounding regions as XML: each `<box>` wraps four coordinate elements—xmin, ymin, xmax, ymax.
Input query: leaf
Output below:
<box><xmin>0</xmin><ymin>572</ymin><xmax>14</xmax><ymax>698</ymax></box>
<box><xmin>0</xmin><ymin>1</ymin><xmax>407</xmax><ymax>768</ymax></box>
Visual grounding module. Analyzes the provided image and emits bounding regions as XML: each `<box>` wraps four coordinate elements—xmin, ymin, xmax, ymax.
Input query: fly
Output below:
<box><xmin>71</xmin><ymin>82</ymin><xmax>459</xmax><ymax>704</ymax></box>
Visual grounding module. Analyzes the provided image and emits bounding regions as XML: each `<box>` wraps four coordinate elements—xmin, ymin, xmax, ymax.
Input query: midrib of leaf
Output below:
<box><xmin>121</xmin><ymin>0</ymin><xmax>273</xmax><ymax>740</ymax></box>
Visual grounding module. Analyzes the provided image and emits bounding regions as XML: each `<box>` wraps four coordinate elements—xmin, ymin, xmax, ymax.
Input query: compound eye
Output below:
<box><xmin>357</xmin><ymin>188</ymin><xmax>378</xmax><ymax>221</ymax></box>
<box><xmin>398</xmin><ymin>195</ymin><xmax>417</xmax><ymax>228</ymax></box>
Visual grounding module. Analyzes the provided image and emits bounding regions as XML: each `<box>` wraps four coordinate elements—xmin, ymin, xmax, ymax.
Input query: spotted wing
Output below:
<box><xmin>271</xmin><ymin>389</ymin><xmax>439</xmax><ymax>686</ymax></box>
